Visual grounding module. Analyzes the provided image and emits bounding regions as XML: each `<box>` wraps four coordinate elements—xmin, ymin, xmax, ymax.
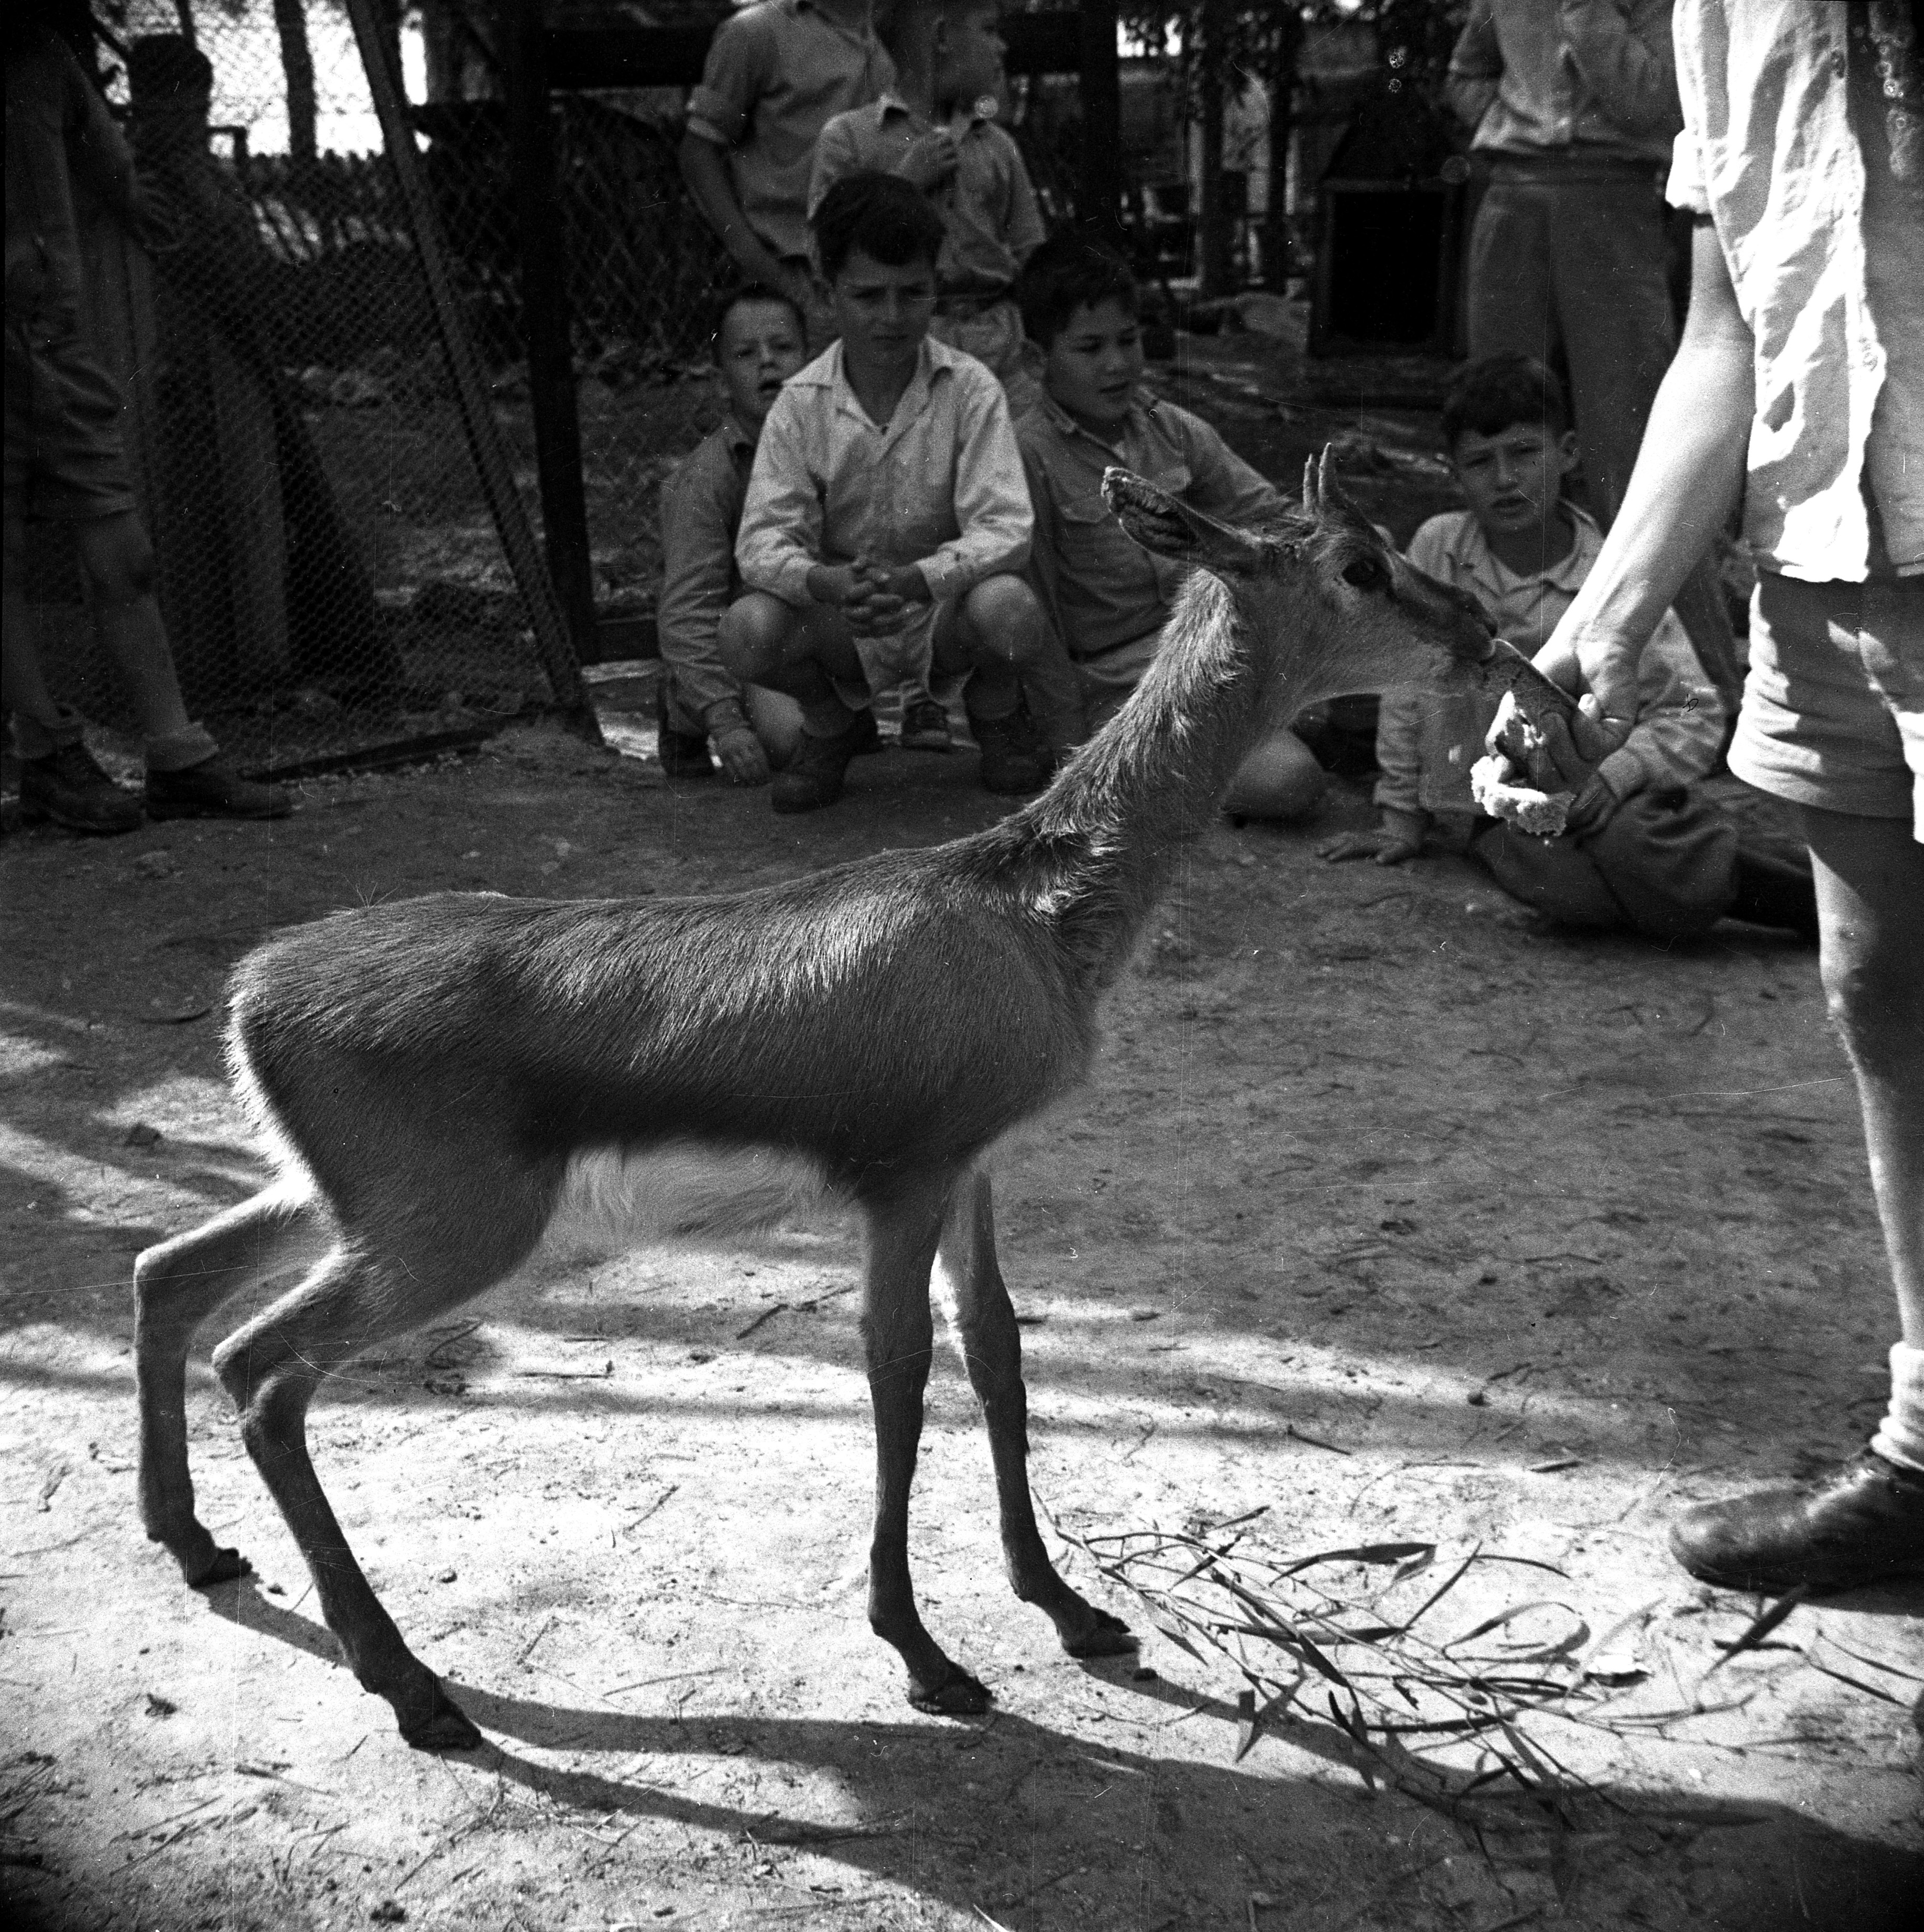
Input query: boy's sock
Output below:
<box><xmin>1730</xmin><ymin>845</ymin><xmax>1819</xmax><ymax>938</ymax></box>
<box><xmin>1871</xmin><ymin>1342</ymin><xmax>1924</xmax><ymax>1474</ymax></box>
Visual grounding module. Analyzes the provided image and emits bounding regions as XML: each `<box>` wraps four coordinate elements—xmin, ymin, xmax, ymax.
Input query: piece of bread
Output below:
<box><xmin>1471</xmin><ymin>753</ymin><xmax>1572</xmax><ymax>837</ymax></box>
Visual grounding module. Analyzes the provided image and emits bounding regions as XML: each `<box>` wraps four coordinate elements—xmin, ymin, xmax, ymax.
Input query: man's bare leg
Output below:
<box><xmin>1669</xmin><ymin>807</ymin><xmax>1924</xmax><ymax>1592</ymax></box>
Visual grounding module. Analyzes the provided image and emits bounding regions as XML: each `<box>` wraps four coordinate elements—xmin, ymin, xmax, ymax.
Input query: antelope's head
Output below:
<box><xmin>1102</xmin><ymin>448</ymin><xmax>1496</xmax><ymax>707</ymax></box>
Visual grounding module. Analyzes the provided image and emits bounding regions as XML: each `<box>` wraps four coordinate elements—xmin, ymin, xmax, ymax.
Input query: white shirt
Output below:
<box><xmin>1667</xmin><ymin>1</ymin><xmax>1924</xmax><ymax>580</ymax></box>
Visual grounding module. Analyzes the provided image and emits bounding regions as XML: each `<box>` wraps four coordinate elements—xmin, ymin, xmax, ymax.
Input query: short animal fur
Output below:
<box><xmin>134</xmin><ymin>453</ymin><xmax>1496</xmax><ymax>1750</ymax></box>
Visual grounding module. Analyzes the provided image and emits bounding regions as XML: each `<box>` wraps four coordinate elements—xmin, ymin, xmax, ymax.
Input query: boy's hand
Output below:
<box><xmin>899</xmin><ymin>129</ymin><xmax>960</xmax><ymax>192</ymax></box>
<box><xmin>1318</xmin><ymin>810</ymin><xmax>1425</xmax><ymax>866</ymax></box>
<box><xmin>711</xmin><ymin>722</ymin><xmax>771</xmax><ymax>786</ymax></box>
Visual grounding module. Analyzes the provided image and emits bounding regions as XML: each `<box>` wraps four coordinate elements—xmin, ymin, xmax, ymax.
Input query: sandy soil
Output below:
<box><xmin>4</xmin><ymin>704</ymin><xmax>1921</xmax><ymax>1932</ymax></box>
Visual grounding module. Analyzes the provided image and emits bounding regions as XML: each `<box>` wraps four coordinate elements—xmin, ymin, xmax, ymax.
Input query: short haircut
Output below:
<box><xmin>1014</xmin><ymin>232</ymin><xmax>1139</xmax><ymax>348</ymax></box>
<box><xmin>712</xmin><ymin>284</ymin><xmax>808</xmax><ymax>350</ymax></box>
<box><xmin>1440</xmin><ymin>353</ymin><xmax>1571</xmax><ymax>450</ymax></box>
<box><xmin>811</xmin><ymin>170</ymin><xmax>946</xmax><ymax>283</ymax></box>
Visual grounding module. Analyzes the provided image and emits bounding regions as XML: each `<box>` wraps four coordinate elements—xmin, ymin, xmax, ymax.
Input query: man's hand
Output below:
<box><xmin>1534</xmin><ymin>617</ymin><xmax>1642</xmax><ymax>753</ymax></box>
<box><xmin>711</xmin><ymin>722</ymin><xmax>771</xmax><ymax>786</ymax></box>
<box><xmin>1319</xmin><ymin>809</ymin><xmax>1425</xmax><ymax>866</ymax></box>
<box><xmin>898</xmin><ymin>129</ymin><xmax>960</xmax><ymax>192</ymax></box>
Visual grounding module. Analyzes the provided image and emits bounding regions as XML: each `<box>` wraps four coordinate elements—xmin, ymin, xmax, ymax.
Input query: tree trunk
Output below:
<box><xmin>272</xmin><ymin>0</ymin><xmax>317</xmax><ymax>170</ymax></box>
<box><xmin>1196</xmin><ymin>0</ymin><xmax>1230</xmax><ymax>296</ymax></box>
<box><xmin>1263</xmin><ymin>16</ymin><xmax>1301</xmax><ymax>290</ymax></box>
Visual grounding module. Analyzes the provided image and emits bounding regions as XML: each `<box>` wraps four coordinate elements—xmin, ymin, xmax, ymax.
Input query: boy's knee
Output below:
<box><xmin>959</xmin><ymin>576</ymin><xmax>1045</xmax><ymax>667</ymax></box>
<box><xmin>719</xmin><ymin>593</ymin><xmax>796</xmax><ymax>683</ymax></box>
<box><xmin>1223</xmin><ymin>729</ymin><xmax>1328</xmax><ymax>823</ymax></box>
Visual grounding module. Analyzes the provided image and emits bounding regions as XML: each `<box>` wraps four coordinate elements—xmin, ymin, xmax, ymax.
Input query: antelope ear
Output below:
<box><xmin>1102</xmin><ymin>466</ymin><xmax>1269</xmax><ymax>577</ymax></box>
<box><xmin>1309</xmin><ymin>443</ymin><xmax>1376</xmax><ymax>538</ymax></box>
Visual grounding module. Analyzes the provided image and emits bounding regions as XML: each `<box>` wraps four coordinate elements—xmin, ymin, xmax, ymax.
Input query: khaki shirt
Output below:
<box><xmin>656</xmin><ymin>417</ymin><xmax>757</xmax><ymax>725</ymax></box>
<box><xmin>685</xmin><ymin>0</ymin><xmax>894</xmax><ymax>263</ymax></box>
<box><xmin>1378</xmin><ymin>507</ymin><xmax>1722</xmax><ymax>817</ymax></box>
<box><xmin>1668</xmin><ymin>0</ymin><xmax>1924</xmax><ymax>580</ymax></box>
<box><xmin>1016</xmin><ymin>392</ymin><xmax>1278</xmax><ymax>663</ymax></box>
<box><xmin>808</xmin><ymin>93</ymin><xmax>1046</xmax><ymax>295</ymax></box>
<box><xmin>736</xmin><ymin>335</ymin><xmax>1031</xmax><ymax>606</ymax></box>
<box><xmin>1447</xmin><ymin>0</ymin><xmax>1680</xmax><ymax>165</ymax></box>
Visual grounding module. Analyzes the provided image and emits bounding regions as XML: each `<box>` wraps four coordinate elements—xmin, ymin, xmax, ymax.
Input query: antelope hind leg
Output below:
<box><xmin>862</xmin><ymin>1173</ymin><xmax>992</xmax><ymax>1715</ymax></box>
<box><xmin>135</xmin><ymin>1183</ymin><xmax>325</xmax><ymax>1585</ymax></box>
<box><xmin>213</xmin><ymin>1245</ymin><xmax>492</xmax><ymax>1752</ymax></box>
<box><xmin>939</xmin><ymin>1170</ymin><xmax>1135</xmax><ymax>1658</ymax></box>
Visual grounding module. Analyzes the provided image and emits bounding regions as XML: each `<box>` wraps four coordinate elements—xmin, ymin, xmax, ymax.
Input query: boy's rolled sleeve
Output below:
<box><xmin>1372</xmin><ymin>689</ymin><xmax>1430</xmax><ymax>819</ymax></box>
<box><xmin>686</xmin><ymin>16</ymin><xmax>766</xmax><ymax>149</ymax></box>
<box><xmin>656</xmin><ymin>453</ymin><xmax>745</xmax><ymax>720</ymax></box>
<box><xmin>806</xmin><ymin>112</ymin><xmax>859</xmax><ymax>216</ymax></box>
<box><xmin>736</xmin><ymin>399</ymin><xmax>824</xmax><ymax>606</ymax></box>
<box><xmin>1597</xmin><ymin>610</ymin><xmax>1725</xmax><ymax>800</ymax></box>
<box><xmin>1003</xmin><ymin>148</ymin><xmax>1047</xmax><ymax>264</ymax></box>
<box><xmin>915</xmin><ymin>378</ymin><xmax>1031</xmax><ymax>601</ymax></box>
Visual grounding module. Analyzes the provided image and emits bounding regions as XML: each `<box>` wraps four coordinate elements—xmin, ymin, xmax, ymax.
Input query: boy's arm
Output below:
<box><xmin>1593</xmin><ymin>610</ymin><xmax>1725</xmax><ymax>802</ymax></box>
<box><xmin>807</xmin><ymin>113</ymin><xmax>858</xmax><ymax>220</ymax></box>
<box><xmin>1002</xmin><ymin>140</ymin><xmax>1048</xmax><ymax>267</ymax></box>
<box><xmin>1445</xmin><ymin>0</ymin><xmax>1502</xmax><ymax>132</ymax></box>
<box><xmin>656</xmin><ymin>450</ymin><xmax>748</xmax><ymax>725</ymax></box>
<box><xmin>680</xmin><ymin>18</ymin><xmax>807</xmax><ymax>300</ymax></box>
<box><xmin>1320</xmin><ymin>691</ymin><xmax>1427</xmax><ymax>862</ymax></box>
<box><xmin>913</xmin><ymin>377</ymin><xmax>1033</xmax><ymax>600</ymax></box>
<box><xmin>1561</xmin><ymin>0</ymin><xmax>1680</xmax><ymax>139</ymax></box>
<box><xmin>1178</xmin><ymin>412</ymin><xmax>1284</xmax><ymax>527</ymax></box>
<box><xmin>735</xmin><ymin>402</ymin><xmax>825</xmax><ymax>606</ymax></box>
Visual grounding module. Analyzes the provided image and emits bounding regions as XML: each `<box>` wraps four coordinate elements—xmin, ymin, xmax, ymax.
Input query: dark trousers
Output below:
<box><xmin>1473</xmin><ymin>786</ymin><xmax>1740</xmax><ymax>942</ymax></box>
<box><xmin>1466</xmin><ymin>166</ymin><xmax>1745</xmax><ymax>707</ymax></box>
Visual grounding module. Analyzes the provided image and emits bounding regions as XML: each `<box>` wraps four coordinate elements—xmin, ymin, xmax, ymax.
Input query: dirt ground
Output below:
<box><xmin>5</xmin><ymin>329</ymin><xmax>1922</xmax><ymax>1932</ymax></box>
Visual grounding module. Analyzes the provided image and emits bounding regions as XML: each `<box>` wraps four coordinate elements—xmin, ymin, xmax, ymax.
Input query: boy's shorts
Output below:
<box><xmin>1730</xmin><ymin>570</ymin><xmax>1924</xmax><ymax>839</ymax></box>
<box><xmin>830</xmin><ymin>603</ymin><xmax>963</xmax><ymax>711</ymax></box>
<box><xmin>4</xmin><ymin>323</ymin><xmax>138</xmax><ymax>527</ymax></box>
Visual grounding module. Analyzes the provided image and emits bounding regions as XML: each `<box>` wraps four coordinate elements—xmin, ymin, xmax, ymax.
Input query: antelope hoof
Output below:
<box><xmin>398</xmin><ymin>1684</ymin><xmax>484</xmax><ymax>1754</ymax></box>
<box><xmin>1062</xmin><ymin>1607</ymin><xmax>1137</xmax><ymax>1658</ymax></box>
<box><xmin>180</xmin><ymin>1542</ymin><xmax>252</xmax><ymax>1588</ymax></box>
<box><xmin>908</xmin><ymin>1666</ymin><xmax>993</xmax><ymax>1717</ymax></box>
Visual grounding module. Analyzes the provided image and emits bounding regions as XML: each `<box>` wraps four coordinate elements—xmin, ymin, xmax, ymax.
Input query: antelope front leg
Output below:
<box><xmin>940</xmin><ymin>1170</ymin><xmax>1135</xmax><ymax>1659</ymax></box>
<box><xmin>861</xmin><ymin>1174</ymin><xmax>991</xmax><ymax>1716</ymax></box>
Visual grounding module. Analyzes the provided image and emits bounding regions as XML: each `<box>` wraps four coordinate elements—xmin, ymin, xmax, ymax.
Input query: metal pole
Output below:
<box><xmin>1078</xmin><ymin>0</ymin><xmax>1122</xmax><ymax>236</ymax></box>
<box><xmin>340</xmin><ymin>0</ymin><xmax>600</xmax><ymax>735</ymax></box>
<box><xmin>503</xmin><ymin>0</ymin><xmax>600</xmax><ymax>667</ymax></box>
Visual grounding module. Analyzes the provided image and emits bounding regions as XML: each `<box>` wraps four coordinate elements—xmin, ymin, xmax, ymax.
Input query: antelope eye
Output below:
<box><xmin>1342</xmin><ymin>556</ymin><xmax>1387</xmax><ymax>591</ymax></box>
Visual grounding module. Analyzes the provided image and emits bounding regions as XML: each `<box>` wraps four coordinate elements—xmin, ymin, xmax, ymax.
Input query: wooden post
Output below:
<box><xmin>1196</xmin><ymin>0</ymin><xmax>1229</xmax><ymax>295</ymax></box>
<box><xmin>340</xmin><ymin>0</ymin><xmax>599</xmax><ymax>734</ymax></box>
<box><xmin>1078</xmin><ymin>0</ymin><xmax>1122</xmax><ymax>235</ymax></box>
<box><xmin>502</xmin><ymin>0</ymin><xmax>600</xmax><ymax>668</ymax></box>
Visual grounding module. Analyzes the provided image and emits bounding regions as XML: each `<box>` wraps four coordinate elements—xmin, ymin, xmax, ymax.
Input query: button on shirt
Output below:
<box><xmin>656</xmin><ymin>416</ymin><xmax>758</xmax><ymax>724</ymax></box>
<box><xmin>685</xmin><ymin>0</ymin><xmax>894</xmax><ymax>264</ymax></box>
<box><xmin>1446</xmin><ymin>0</ymin><xmax>1680</xmax><ymax>163</ymax></box>
<box><xmin>1016</xmin><ymin>393</ymin><xmax>1279</xmax><ymax>661</ymax></box>
<box><xmin>808</xmin><ymin>93</ymin><xmax>1046</xmax><ymax>294</ymax></box>
<box><xmin>1379</xmin><ymin>507</ymin><xmax>1722</xmax><ymax>817</ymax></box>
<box><xmin>1668</xmin><ymin>0</ymin><xmax>1924</xmax><ymax>580</ymax></box>
<box><xmin>6</xmin><ymin>28</ymin><xmax>136</xmax><ymax>332</ymax></box>
<box><xmin>736</xmin><ymin>335</ymin><xmax>1031</xmax><ymax>606</ymax></box>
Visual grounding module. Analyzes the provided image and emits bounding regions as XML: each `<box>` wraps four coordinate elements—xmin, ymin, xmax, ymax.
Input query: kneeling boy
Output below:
<box><xmin>1012</xmin><ymin>234</ymin><xmax>1325</xmax><ymax>819</ymax></box>
<box><xmin>725</xmin><ymin>170</ymin><xmax>1052</xmax><ymax>813</ymax></box>
<box><xmin>1320</xmin><ymin>355</ymin><xmax>1814</xmax><ymax>942</ymax></box>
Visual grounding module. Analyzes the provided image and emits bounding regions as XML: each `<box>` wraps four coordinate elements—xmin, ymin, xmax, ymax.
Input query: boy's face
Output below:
<box><xmin>1449</xmin><ymin>424</ymin><xmax>1579</xmax><ymax>540</ymax></box>
<box><xmin>719</xmin><ymin>299</ymin><xmax>809</xmax><ymax>426</ymax></box>
<box><xmin>829</xmin><ymin>247</ymin><xmax>937</xmax><ymax>377</ymax></box>
<box><xmin>1041</xmin><ymin>297</ymin><xmax>1145</xmax><ymax>431</ymax></box>
<box><xmin>937</xmin><ymin>5</ymin><xmax>1007</xmax><ymax>109</ymax></box>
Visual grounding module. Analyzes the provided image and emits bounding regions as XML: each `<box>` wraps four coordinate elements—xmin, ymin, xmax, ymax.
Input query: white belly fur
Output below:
<box><xmin>536</xmin><ymin>1140</ymin><xmax>837</xmax><ymax>1263</ymax></box>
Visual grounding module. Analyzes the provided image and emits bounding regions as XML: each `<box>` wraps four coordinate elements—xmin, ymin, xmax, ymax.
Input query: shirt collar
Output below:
<box><xmin>1035</xmin><ymin>387</ymin><xmax>1157</xmax><ymax>455</ymax></box>
<box><xmin>1459</xmin><ymin>503</ymin><xmax>1602</xmax><ymax>592</ymax></box>
<box><xmin>827</xmin><ymin>336</ymin><xmax>952</xmax><ymax>428</ymax></box>
<box><xmin>876</xmin><ymin>90</ymin><xmax>989</xmax><ymax>129</ymax></box>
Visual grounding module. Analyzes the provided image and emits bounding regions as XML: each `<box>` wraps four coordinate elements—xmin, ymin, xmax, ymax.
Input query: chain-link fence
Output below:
<box><xmin>23</xmin><ymin>3</ymin><xmax>1103</xmax><ymax>778</ymax></box>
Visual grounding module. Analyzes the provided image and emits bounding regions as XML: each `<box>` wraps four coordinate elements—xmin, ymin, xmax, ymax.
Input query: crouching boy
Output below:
<box><xmin>723</xmin><ymin>170</ymin><xmax>1053</xmax><ymax>813</ymax></box>
<box><xmin>656</xmin><ymin>287</ymin><xmax>814</xmax><ymax>784</ymax></box>
<box><xmin>1012</xmin><ymin>233</ymin><xmax>1325</xmax><ymax>818</ymax></box>
<box><xmin>1320</xmin><ymin>355</ymin><xmax>1814</xmax><ymax>942</ymax></box>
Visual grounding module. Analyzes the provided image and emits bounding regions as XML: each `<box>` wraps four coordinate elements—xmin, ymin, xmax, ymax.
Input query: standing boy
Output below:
<box><xmin>1012</xmin><ymin>232</ymin><xmax>1324</xmax><ymax>818</ymax></box>
<box><xmin>723</xmin><ymin>171</ymin><xmax>1052</xmax><ymax>813</ymax></box>
<box><xmin>1320</xmin><ymin>356</ymin><xmax>1814</xmax><ymax>941</ymax></box>
<box><xmin>679</xmin><ymin>0</ymin><xmax>894</xmax><ymax>346</ymax></box>
<box><xmin>809</xmin><ymin>0</ymin><xmax>1047</xmax><ymax>753</ymax></box>
<box><xmin>655</xmin><ymin>287</ymin><xmax>813</xmax><ymax>786</ymax></box>
<box><xmin>4</xmin><ymin>13</ymin><xmax>289</xmax><ymax>831</ymax></box>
